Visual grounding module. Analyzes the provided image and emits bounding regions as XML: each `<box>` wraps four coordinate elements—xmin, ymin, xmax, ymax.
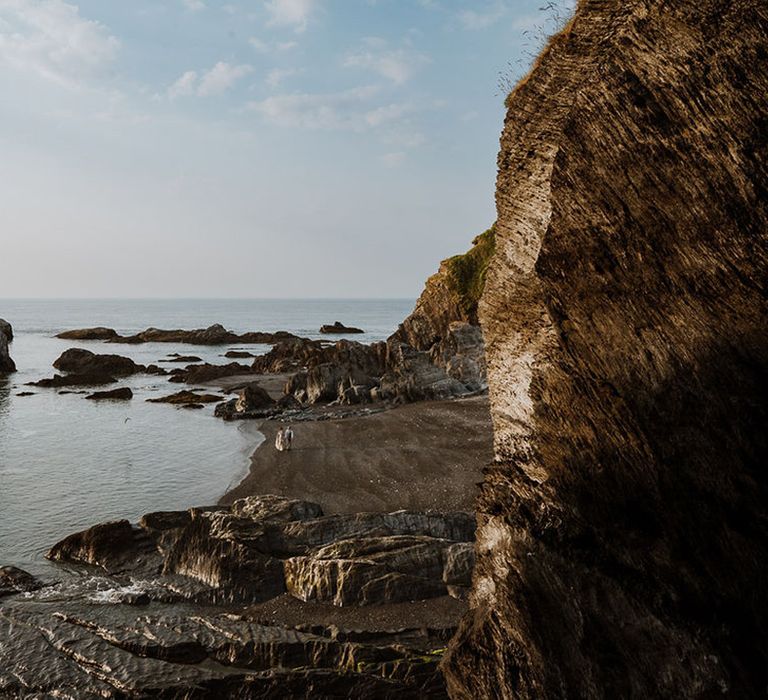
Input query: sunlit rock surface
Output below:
<box><xmin>445</xmin><ymin>0</ymin><xmax>768</xmax><ymax>697</ymax></box>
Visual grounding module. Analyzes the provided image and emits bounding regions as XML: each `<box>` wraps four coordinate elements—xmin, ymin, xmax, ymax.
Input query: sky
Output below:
<box><xmin>0</xmin><ymin>0</ymin><xmax>573</xmax><ymax>298</ymax></box>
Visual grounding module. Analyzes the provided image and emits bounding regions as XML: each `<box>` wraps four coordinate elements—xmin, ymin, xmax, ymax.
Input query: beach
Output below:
<box><xmin>220</xmin><ymin>394</ymin><xmax>493</xmax><ymax>514</ymax></box>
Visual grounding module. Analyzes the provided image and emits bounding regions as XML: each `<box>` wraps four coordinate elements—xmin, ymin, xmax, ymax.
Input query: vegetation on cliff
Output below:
<box><xmin>444</xmin><ymin>225</ymin><xmax>496</xmax><ymax>318</ymax></box>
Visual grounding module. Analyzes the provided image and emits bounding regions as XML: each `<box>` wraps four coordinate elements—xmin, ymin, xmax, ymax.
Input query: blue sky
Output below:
<box><xmin>0</xmin><ymin>0</ymin><xmax>573</xmax><ymax>298</ymax></box>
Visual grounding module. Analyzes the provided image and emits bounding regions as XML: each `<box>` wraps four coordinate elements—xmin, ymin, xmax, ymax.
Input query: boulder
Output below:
<box><xmin>215</xmin><ymin>382</ymin><xmax>277</xmax><ymax>420</ymax></box>
<box><xmin>147</xmin><ymin>390</ymin><xmax>222</xmax><ymax>405</ymax></box>
<box><xmin>168</xmin><ymin>362</ymin><xmax>255</xmax><ymax>384</ymax></box>
<box><xmin>446</xmin><ymin>1</ymin><xmax>768</xmax><ymax>698</ymax></box>
<box><xmin>0</xmin><ymin>566</ymin><xmax>42</xmax><ymax>597</ymax></box>
<box><xmin>53</xmin><ymin>348</ymin><xmax>140</xmax><ymax>377</ymax></box>
<box><xmin>55</xmin><ymin>327</ymin><xmax>118</xmax><ymax>340</ymax></box>
<box><xmin>320</xmin><ymin>321</ymin><xmax>365</xmax><ymax>334</ymax></box>
<box><xmin>30</xmin><ymin>373</ymin><xmax>117</xmax><ymax>388</ymax></box>
<box><xmin>161</xmin><ymin>355</ymin><xmax>202</xmax><ymax>363</ymax></box>
<box><xmin>85</xmin><ymin>387</ymin><xmax>133</xmax><ymax>401</ymax></box>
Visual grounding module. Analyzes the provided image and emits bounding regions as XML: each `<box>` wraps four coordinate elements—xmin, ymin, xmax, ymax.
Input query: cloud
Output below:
<box><xmin>181</xmin><ymin>0</ymin><xmax>205</xmax><ymax>11</ymax></box>
<box><xmin>380</xmin><ymin>151</ymin><xmax>405</xmax><ymax>167</ymax></box>
<box><xmin>247</xmin><ymin>85</ymin><xmax>418</xmax><ymax>131</ymax></box>
<box><xmin>168</xmin><ymin>61</ymin><xmax>252</xmax><ymax>98</ymax></box>
<box><xmin>0</xmin><ymin>0</ymin><xmax>119</xmax><ymax>88</ymax></box>
<box><xmin>457</xmin><ymin>2</ymin><xmax>506</xmax><ymax>30</ymax></box>
<box><xmin>264</xmin><ymin>0</ymin><xmax>316</xmax><ymax>33</ymax></box>
<box><xmin>249</xmin><ymin>36</ymin><xmax>297</xmax><ymax>53</ymax></box>
<box><xmin>344</xmin><ymin>40</ymin><xmax>428</xmax><ymax>85</ymax></box>
<box><xmin>265</xmin><ymin>66</ymin><xmax>300</xmax><ymax>88</ymax></box>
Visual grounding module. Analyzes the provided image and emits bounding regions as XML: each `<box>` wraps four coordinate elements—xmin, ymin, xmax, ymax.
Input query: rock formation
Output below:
<box><xmin>320</xmin><ymin>321</ymin><xmax>365</xmax><ymax>334</ymax></box>
<box><xmin>85</xmin><ymin>387</ymin><xmax>133</xmax><ymax>401</ymax></box>
<box><xmin>0</xmin><ymin>320</ymin><xmax>15</xmax><ymax>374</ymax></box>
<box><xmin>0</xmin><ymin>318</ymin><xmax>13</xmax><ymax>341</ymax></box>
<box><xmin>55</xmin><ymin>324</ymin><xmax>300</xmax><ymax>346</ymax></box>
<box><xmin>53</xmin><ymin>348</ymin><xmax>140</xmax><ymax>376</ymax></box>
<box><xmin>446</xmin><ymin>1</ymin><xmax>768</xmax><ymax>698</ymax></box>
<box><xmin>0</xmin><ymin>495</ymin><xmax>473</xmax><ymax>697</ymax></box>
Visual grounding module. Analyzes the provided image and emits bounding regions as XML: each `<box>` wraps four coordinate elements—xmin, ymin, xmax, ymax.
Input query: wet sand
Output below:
<box><xmin>220</xmin><ymin>395</ymin><xmax>493</xmax><ymax>514</ymax></box>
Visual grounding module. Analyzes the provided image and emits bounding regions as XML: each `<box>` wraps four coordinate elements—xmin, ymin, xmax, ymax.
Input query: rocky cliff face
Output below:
<box><xmin>0</xmin><ymin>319</ymin><xmax>15</xmax><ymax>373</ymax></box>
<box><xmin>446</xmin><ymin>0</ymin><xmax>768</xmax><ymax>697</ymax></box>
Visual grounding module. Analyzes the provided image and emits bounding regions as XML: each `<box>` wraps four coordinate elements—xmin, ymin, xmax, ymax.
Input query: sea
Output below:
<box><xmin>0</xmin><ymin>298</ymin><xmax>414</xmax><ymax>575</ymax></box>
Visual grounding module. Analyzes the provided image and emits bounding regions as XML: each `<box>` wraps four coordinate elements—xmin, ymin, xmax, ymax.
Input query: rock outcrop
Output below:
<box><xmin>167</xmin><ymin>361</ymin><xmax>256</xmax><ymax>384</ymax></box>
<box><xmin>0</xmin><ymin>318</ymin><xmax>13</xmax><ymax>341</ymax></box>
<box><xmin>320</xmin><ymin>321</ymin><xmax>365</xmax><ymax>334</ymax></box>
<box><xmin>85</xmin><ymin>387</ymin><xmax>133</xmax><ymax>401</ymax></box>
<box><xmin>55</xmin><ymin>327</ymin><xmax>118</xmax><ymax>340</ymax></box>
<box><xmin>0</xmin><ymin>320</ymin><xmax>15</xmax><ymax>373</ymax></box>
<box><xmin>446</xmin><ymin>1</ymin><xmax>768</xmax><ymax>698</ymax></box>
<box><xmin>0</xmin><ymin>496</ymin><xmax>474</xmax><ymax>697</ymax></box>
<box><xmin>53</xmin><ymin>348</ymin><xmax>140</xmax><ymax>377</ymax></box>
<box><xmin>215</xmin><ymin>382</ymin><xmax>278</xmax><ymax>420</ymax></box>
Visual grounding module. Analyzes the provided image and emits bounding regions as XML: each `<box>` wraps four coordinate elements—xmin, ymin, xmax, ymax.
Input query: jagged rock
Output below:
<box><xmin>284</xmin><ymin>535</ymin><xmax>455</xmax><ymax>606</ymax></box>
<box><xmin>320</xmin><ymin>321</ymin><xmax>365</xmax><ymax>334</ymax></box>
<box><xmin>442</xmin><ymin>322</ymin><xmax>486</xmax><ymax>391</ymax></box>
<box><xmin>85</xmin><ymin>387</ymin><xmax>133</xmax><ymax>401</ymax></box>
<box><xmin>30</xmin><ymin>373</ymin><xmax>117</xmax><ymax>388</ymax></box>
<box><xmin>168</xmin><ymin>361</ymin><xmax>255</xmax><ymax>384</ymax></box>
<box><xmin>0</xmin><ymin>326</ymin><xmax>15</xmax><ymax>374</ymax></box>
<box><xmin>0</xmin><ymin>566</ymin><xmax>42</xmax><ymax>597</ymax></box>
<box><xmin>225</xmin><ymin>350</ymin><xmax>256</xmax><ymax>358</ymax></box>
<box><xmin>380</xmin><ymin>341</ymin><xmax>468</xmax><ymax>402</ymax></box>
<box><xmin>55</xmin><ymin>327</ymin><xmax>118</xmax><ymax>340</ymax></box>
<box><xmin>214</xmin><ymin>382</ymin><xmax>278</xmax><ymax>420</ymax></box>
<box><xmin>446</xmin><ymin>2</ymin><xmax>768</xmax><ymax>698</ymax></box>
<box><xmin>53</xmin><ymin>348</ymin><xmax>140</xmax><ymax>377</ymax></box>
<box><xmin>147</xmin><ymin>390</ymin><xmax>222</xmax><ymax>405</ymax></box>
<box><xmin>0</xmin><ymin>318</ymin><xmax>13</xmax><ymax>341</ymax></box>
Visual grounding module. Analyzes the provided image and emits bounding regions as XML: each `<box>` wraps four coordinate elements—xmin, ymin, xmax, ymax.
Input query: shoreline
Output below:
<box><xmin>219</xmin><ymin>393</ymin><xmax>493</xmax><ymax>514</ymax></box>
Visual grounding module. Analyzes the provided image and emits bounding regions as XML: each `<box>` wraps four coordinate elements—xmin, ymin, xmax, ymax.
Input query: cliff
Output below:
<box><xmin>0</xmin><ymin>319</ymin><xmax>15</xmax><ymax>373</ymax></box>
<box><xmin>445</xmin><ymin>0</ymin><xmax>768</xmax><ymax>697</ymax></box>
<box><xmin>393</xmin><ymin>225</ymin><xmax>495</xmax><ymax>351</ymax></box>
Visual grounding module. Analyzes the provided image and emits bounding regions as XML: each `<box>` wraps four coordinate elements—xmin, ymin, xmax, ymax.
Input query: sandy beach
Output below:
<box><xmin>220</xmin><ymin>394</ymin><xmax>493</xmax><ymax>514</ymax></box>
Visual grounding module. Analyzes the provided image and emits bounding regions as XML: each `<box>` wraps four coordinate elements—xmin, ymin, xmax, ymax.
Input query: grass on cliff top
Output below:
<box><xmin>444</xmin><ymin>224</ymin><xmax>496</xmax><ymax>317</ymax></box>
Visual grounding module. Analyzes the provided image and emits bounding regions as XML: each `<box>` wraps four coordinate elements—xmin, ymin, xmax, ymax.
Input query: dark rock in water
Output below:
<box><xmin>30</xmin><ymin>373</ymin><xmax>117</xmax><ymax>388</ymax></box>
<box><xmin>182</xmin><ymin>403</ymin><xmax>204</xmax><ymax>409</ymax></box>
<box><xmin>0</xmin><ymin>566</ymin><xmax>42</xmax><ymax>597</ymax></box>
<box><xmin>47</xmin><ymin>520</ymin><xmax>156</xmax><ymax>575</ymax></box>
<box><xmin>225</xmin><ymin>349</ymin><xmax>256</xmax><ymax>358</ymax></box>
<box><xmin>320</xmin><ymin>321</ymin><xmax>365</xmax><ymax>334</ymax></box>
<box><xmin>0</xmin><ymin>325</ymin><xmax>15</xmax><ymax>374</ymax></box>
<box><xmin>168</xmin><ymin>361</ymin><xmax>255</xmax><ymax>384</ymax></box>
<box><xmin>160</xmin><ymin>355</ymin><xmax>202</xmax><ymax>363</ymax></box>
<box><xmin>55</xmin><ymin>327</ymin><xmax>118</xmax><ymax>340</ymax></box>
<box><xmin>107</xmin><ymin>324</ymin><xmax>300</xmax><ymax>346</ymax></box>
<box><xmin>58</xmin><ymin>390</ymin><xmax>88</xmax><ymax>395</ymax></box>
<box><xmin>445</xmin><ymin>2</ymin><xmax>768</xmax><ymax>698</ymax></box>
<box><xmin>144</xmin><ymin>363</ymin><xmax>168</xmax><ymax>375</ymax></box>
<box><xmin>215</xmin><ymin>382</ymin><xmax>278</xmax><ymax>420</ymax></box>
<box><xmin>147</xmin><ymin>390</ymin><xmax>222</xmax><ymax>405</ymax></box>
<box><xmin>15</xmin><ymin>391</ymin><xmax>34</xmax><ymax>397</ymax></box>
<box><xmin>85</xmin><ymin>387</ymin><xmax>133</xmax><ymax>401</ymax></box>
<box><xmin>0</xmin><ymin>318</ymin><xmax>13</xmax><ymax>341</ymax></box>
<box><xmin>53</xmin><ymin>348</ymin><xmax>140</xmax><ymax>377</ymax></box>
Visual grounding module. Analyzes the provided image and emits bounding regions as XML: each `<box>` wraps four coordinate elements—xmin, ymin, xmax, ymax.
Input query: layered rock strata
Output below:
<box><xmin>0</xmin><ymin>495</ymin><xmax>473</xmax><ymax>697</ymax></box>
<box><xmin>446</xmin><ymin>1</ymin><xmax>768</xmax><ymax>698</ymax></box>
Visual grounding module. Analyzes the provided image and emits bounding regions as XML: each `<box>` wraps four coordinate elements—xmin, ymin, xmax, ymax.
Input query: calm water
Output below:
<box><xmin>0</xmin><ymin>299</ymin><xmax>413</xmax><ymax>575</ymax></box>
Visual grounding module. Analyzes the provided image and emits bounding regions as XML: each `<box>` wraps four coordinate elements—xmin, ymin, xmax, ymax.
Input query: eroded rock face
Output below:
<box><xmin>0</xmin><ymin>325</ymin><xmax>15</xmax><ymax>374</ymax></box>
<box><xmin>0</xmin><ymin>318</ymin><xmax>13</xmax><ymax>341</ymax></box>
<box><xmin>446</xmin><ymin>1</ymin><xmax>768</xmax><ymax>698</ymax></box>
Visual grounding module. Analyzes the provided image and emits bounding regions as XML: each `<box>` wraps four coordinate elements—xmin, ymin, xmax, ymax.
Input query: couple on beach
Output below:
<box><xmin>275</xmin><ymin>426</ymin><xmax>294</xmax><ymax>452</ymax></box>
